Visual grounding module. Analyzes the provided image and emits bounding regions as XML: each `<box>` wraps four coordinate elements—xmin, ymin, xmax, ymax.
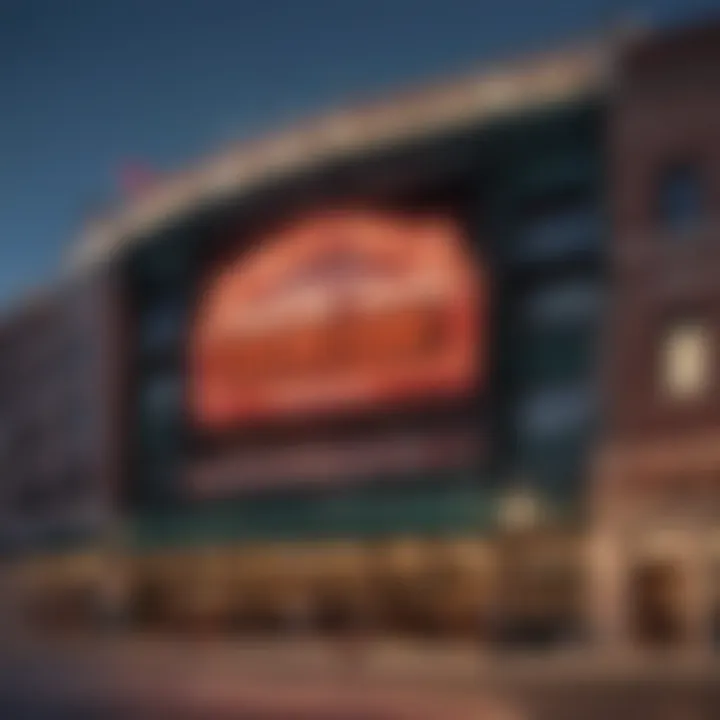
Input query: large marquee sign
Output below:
<box><xmin>190</xmin><ymin>208</ymin><xmax>486</xmax><ymax>431</ymax></box>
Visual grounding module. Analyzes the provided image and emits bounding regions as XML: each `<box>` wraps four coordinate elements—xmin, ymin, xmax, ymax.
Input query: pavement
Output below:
<box><xmin>14</xmin><ymin>632</ymin><xmax>720</xmax><ymax>682</ymax></box>
<box><xmin>3</xmin><ymin>632</ymin><xmax>720</xmax><ymax>718</ymax></box>
<box><xmin>1</xmin><ymin>634</ymin><xmax>521</xmax><ymax>719</ymax></box>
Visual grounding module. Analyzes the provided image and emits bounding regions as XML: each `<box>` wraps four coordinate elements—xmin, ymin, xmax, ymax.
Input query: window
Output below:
<box><xmin>140</xmin><ymin>374</ymin><xmax>182</xmax><ymax>416</ymax></box>
<box><xmin>518</xmin><ymin>384</ymin><xmax>595</xmax><ymax>439</ymax></box>
<box><xmin>515</xmin><ymin>282</ymin><xmax>601</xmax><ymax>389</ymax></box>
<box><xmin>138</xmin><ymin>374</ymin><xmax>183</xmax><ymax>457</ymax></box>
<box><xmin>658</xmin><ymin>165</ymin><xmax>704</xmax><ymax>234</ymax></box>
<box><xmin>514</xmin><ymin>198</ymin><xmax>600</xmax><ymax>263</ymax></box>
<box><xmin>145</xmin><ymin>242</ymin><xmax>191</xmax><ymax>285</ymax></box>
<box><xmin>522</xmin><ymin>281</ymin><xmax>602</xmax><ymax>328</ymax></box>
<box><xmin>659</xmin><ymin>320</ymin><xmax>711</xmax><ymax>400</ymax></box>
<box><xmin>139</xmin><ymin>297</ymin><xmax>185</xmax><ymax>354</ymax></box>
<box><xmin>518</xmin><ymin>327</ymin><xmax>594</xmax><ymax>388</ymax></box>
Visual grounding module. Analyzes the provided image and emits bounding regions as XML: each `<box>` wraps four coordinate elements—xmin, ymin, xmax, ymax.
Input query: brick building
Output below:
<box><xmin>592</xmin><ymin>21</ymin><xmax>720</xmax><ymax>652</ymax></box>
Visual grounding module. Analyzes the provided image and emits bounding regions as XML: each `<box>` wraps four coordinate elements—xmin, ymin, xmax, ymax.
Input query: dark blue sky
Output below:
<box><xmin>0</xmin><ymin>0</ymin><xmax>717</xmax><ymax>305</ymax></box>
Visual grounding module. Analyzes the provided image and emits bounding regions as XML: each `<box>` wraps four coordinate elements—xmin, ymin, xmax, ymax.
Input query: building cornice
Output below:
<box><xmin>70</xmin><ymin>38</ymin><xmax>615</xmax><ymax>271</ymax></box>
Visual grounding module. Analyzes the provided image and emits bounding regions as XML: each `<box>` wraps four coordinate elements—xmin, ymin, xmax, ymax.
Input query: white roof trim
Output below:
<box><xmin>71</xmin><ymin>40</ymin><xmax>613</xmax><ymax>270</ymax></box>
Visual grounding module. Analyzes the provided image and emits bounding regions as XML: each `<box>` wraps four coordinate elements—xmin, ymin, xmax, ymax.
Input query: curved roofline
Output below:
<box><xmin>71</xmin><ymin>36</ymin><xmax>619</xmax><ymax>271</ymax></box>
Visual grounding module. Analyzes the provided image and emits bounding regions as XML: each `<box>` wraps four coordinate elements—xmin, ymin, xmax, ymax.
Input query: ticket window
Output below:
<box><xmin>496</xmin><ymin>550</ymin><xmax>584</xmax><ymax>647</ymax></box>
<box><xmin>418</xmin><ymin>542</ymin><xmax>495</xmax><ymax>637</ymax></box>
<box><xmin>629</xmin><ymin>560</ymin><xmax>685</xmax><ymax>647</ymax></box>
<box><xmin>365</xmin><ymin>541</ymin><xmax>428</xmax><ymax>633</ymax></box>
<box><xmin>314</xmin><ymin>547</ymin><xmax>372</xmax><ymax>633</ymax></box>
<box><xmin>711</xmin><ymin>562</ymin><xmax>720</xmax><ymax>648</ymax></box>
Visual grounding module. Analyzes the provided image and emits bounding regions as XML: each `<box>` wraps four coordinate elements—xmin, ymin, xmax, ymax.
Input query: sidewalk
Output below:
<box><xmin>12</xmin><ymin>633</ymin><xmax>720</xmax><ymax>689</ymax></box>
<box><xmin>4</xmin><ymin>632</ymin><xmax>720</xmax><ymax>720</ymax></box>
<box><xmin>2</xmin><ymin>634</ymin><xmax>527</xmax><ymax>719</ymax></box>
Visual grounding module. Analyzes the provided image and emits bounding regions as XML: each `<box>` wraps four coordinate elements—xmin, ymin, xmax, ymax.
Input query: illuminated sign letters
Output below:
<box><xmin>191</xmin><ymin>208</ymin><xmax>486</xmax><ymax>430</ymax></box>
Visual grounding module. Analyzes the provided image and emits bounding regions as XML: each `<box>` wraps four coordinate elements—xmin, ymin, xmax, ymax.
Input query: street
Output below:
<box><xmin>2</xmin><ymin>636</ymin><xmax>720</xmax><ymax>719</ymax></box>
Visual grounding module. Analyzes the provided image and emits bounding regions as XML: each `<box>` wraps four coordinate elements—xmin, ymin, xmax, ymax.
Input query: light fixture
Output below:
<box><xmin>498</xmin><ymin>482</ymin><xmax>544</xmax><ymax>532</ymax></box>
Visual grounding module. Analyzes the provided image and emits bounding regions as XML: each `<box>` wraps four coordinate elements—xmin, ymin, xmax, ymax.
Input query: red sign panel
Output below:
<box><xmin>191</xmin><ymin>208</ymin><xmax>486</xmax><ymax>430</ymax></box>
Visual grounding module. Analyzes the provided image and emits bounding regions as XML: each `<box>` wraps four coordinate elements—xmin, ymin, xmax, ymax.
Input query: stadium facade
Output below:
<box><xmin>3</xmin><ymin>20</ymin><xmax>720</xmax><ymax>650</ymax></box>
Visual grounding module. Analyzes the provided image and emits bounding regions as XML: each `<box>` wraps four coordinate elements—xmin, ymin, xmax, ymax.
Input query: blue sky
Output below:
<box><xmin>0</xmin><ymin>0</ymin><xmax>717</xmax><ymax>305</ymax></box>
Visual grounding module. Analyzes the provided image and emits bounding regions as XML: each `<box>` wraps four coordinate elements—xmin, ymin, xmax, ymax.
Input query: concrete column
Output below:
<box><xmin>587</xmin><ymin>528</ymin><xmax>631</xmax><ymax>653</ymax></box>
<box><xmin>682</xmin><ymin>532</ymin><xmax>714</xmax><ymax>658</ymax></box>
